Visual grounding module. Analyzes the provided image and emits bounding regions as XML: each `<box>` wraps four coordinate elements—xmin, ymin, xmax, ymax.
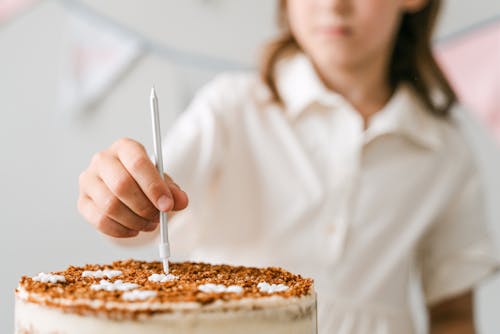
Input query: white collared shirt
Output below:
<box><xmin>163</xmin><ymin>53</ymin><xmax>499</xmax><ymax>334</ymax></box>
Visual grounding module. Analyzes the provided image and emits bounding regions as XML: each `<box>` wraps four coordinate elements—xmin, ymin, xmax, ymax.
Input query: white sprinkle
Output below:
<box><xmin>32</xmin><ymin>273</ymin><xmax>66</xmax><ymax>284</ymax></box>
<box><xmin>122</xmin><ymin>290</ymin><xmax>157</xmax><ymax>301</ymax></box>
<box><xmin>198</xmin><ymin>283</ymin><xmax>243</xmax><ymax>294</ymax></box>
<box><xmin>148</xmin><ymin>273</ymin><xmax>177</xmax><ymax>283</ymax></box>
<box><xmin>225</xmin><ymin>285</ymin><xmax>244</xmax><ymax>293</ymax></box>
<box><xmin>90</xmin><ymin>279</ymin><xmax>139</xmax><ymax>292</ymax></box>
<box><xmin>198</xmin><ymin>283</ymin><xmax>226</xmax><ymax>293</ymax></box>
<box><xmin>257</xmin><ymin>282</ymin><xmax>289</xmax><ymax>293</ymax></box>
<box><xmin>82</xmin><ymin>270</ymin><xmax>122</xmax><ymax>279</ymax></box>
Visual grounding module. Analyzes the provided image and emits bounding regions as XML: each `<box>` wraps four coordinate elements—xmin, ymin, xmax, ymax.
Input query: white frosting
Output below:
<box><xmin>148</xmin><ymin>273</ymin><xmax>178</xmax><ymax>283</ymax></box>
<box><xmin>122</xmin><ymin>290</ymin><xmax>157</xmax><ymax>301</ymax></box>
<box><xmin>32</xmin><ymin>273</ymin><xmax>66</xmax><ymax>284</ymax></box>
<box><xmin>225</xmin><ymin>285</ymin><xmax>244</xmax><ymax>293</ymax></box>
<box><xmin>82</xmin><ymin>270</ymin><xmax>122</xmax><ymax>279</ymax></box>
<box><xmin>16</xmin><ymin>286</ymin><xmax>315</xmax><ymax>314</ymax></box>
<box><xmin>198</xmin><ymin>283</ymin><xmax>243</xmax><ymax>294</ymax></box>
<box><xmin>91</xmin><ymin>280</ymin><xmax>139</xmax><ymax>292</ymax></box>
<box><xmin>257</xmin><ymin>282</ymin><xmax>289</xmax><ymax>293</ymax></box>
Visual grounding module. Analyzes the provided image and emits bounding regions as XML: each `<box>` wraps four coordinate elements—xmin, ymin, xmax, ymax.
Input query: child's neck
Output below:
<box><xmin>314</xmin><ymin>56</ymin><xmax>393</xmax><ymax>129</ymax></box>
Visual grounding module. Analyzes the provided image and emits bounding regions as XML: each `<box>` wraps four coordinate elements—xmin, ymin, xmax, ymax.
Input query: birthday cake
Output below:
<box><xmin>15</xmin><ymin>259</ymin><xmax>316</xmax><ymax>334</ymax></box>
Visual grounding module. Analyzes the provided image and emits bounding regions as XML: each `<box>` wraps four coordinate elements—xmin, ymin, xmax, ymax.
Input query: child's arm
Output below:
<box><xmin>78</xmin><ymin>138</ymin><xmax>189</xmax><ymax>238</ymax></box>
<box><xmin>429</xmin><ymin>291</ymin><xmax>475</xmax><ymax>334</ymax></box>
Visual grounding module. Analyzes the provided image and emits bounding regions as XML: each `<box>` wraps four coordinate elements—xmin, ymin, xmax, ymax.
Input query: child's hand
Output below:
<box><xmin>77</xmin><ymin>138</ymin><xmax>189</xmax><ymax>238</ymax></box>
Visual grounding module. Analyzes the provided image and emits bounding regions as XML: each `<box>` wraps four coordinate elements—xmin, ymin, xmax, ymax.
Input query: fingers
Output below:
<box><xmin>79</xmin><ymin>170</ymin><xmax>158</xmax><ymax>232</ymax></box>
<box><xmin>78</xmin><ymin>195</ymin><xmax>139</xmax><ymax>238</ymax></box>
<box><xmin>112</xmin><ymin>138</ymin><xmax>174</xmax><ymax>212</ymax></box>
<box><xmin>90</xmin><ymin>150</ymin><xmax>159</xmax><ymax>221</ymax></box>
<box><xmin>78</xmin><ymin>137</ymin><xmax>190</xmax><ymax>239</ymax></box>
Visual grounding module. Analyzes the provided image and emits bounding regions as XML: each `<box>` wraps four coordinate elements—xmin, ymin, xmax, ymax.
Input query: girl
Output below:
<box><xmin>78</xmin><ymin>0</ymin><xmax>498</xmax><ymax>333</ymax></box>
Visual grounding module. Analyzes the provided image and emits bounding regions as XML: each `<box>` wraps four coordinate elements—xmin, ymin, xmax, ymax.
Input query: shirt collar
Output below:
<box><xmin>365</xmin><ymin>84</ymin><xmax>445</xmax><ymax>151</ymax></box>
<box><xmin>275</xmin><ymin>52</ymin><xmax>445</xmax><ymax>151</ymax></box>
<box><xmin>276</xmin><ymin>53</ymin><xmax>344</xmax><ymax>118</ymax></box>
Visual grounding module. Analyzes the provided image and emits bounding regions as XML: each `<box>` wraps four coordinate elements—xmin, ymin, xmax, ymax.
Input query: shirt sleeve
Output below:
<box><xmin>161</xmin><ymin>78</ymin><xmax>228</xmax><ymax>208</ymax></box>
<box><xmin>418</xmin><ymin>158</ymin><xmax>500</xmax><ymax>306</ymax></box>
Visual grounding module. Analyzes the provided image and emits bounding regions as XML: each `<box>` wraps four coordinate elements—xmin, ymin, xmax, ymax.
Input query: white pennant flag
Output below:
<box><xmin>58</xmin><ymin>7</ymin><xmax>144</xmax><ymax>115</ymax></box>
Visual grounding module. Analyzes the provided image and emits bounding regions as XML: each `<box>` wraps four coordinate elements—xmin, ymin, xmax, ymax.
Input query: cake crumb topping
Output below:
<box><xmin>17</xmin><ymin>260</ymin><xmax>314</xmax><ymax>317</ymax></box>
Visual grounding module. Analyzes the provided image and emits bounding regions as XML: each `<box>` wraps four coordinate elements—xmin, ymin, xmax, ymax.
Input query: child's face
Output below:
<box><xmin>287</xmin><ymin>0</ymin><xmax>427</xmax><ymax>71</ymax></box>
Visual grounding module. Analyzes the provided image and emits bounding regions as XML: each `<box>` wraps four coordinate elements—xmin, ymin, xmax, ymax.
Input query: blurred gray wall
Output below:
<box><xmin>1</xmin><ymin>0</ymin><xmax>499</xmax><ymax>332</ymax></box>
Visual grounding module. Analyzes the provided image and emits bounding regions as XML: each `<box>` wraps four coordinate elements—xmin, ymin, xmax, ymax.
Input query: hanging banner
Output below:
<box><xmin>0</xmin><ymin>0</ymin><xmax>39</xmax><ymax>23</ymax></box>
<box><xmin>436</xmin><ymin>20</ymin><xmax>500</xmax><ymax>142</ymax></box>
<box><xmin>58</xmin><ymin>6</ymin><xmax>144</xmax><ymax>115</ymax></box>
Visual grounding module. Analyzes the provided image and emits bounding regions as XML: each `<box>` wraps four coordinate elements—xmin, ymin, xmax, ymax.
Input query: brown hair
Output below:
<box><xmin>260</xmin><ymin>0</ymin><xmax>456</xmax><ymax>117</ymax></box>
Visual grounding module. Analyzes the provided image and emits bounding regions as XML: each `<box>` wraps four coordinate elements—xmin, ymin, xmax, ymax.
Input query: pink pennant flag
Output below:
<box><xmin>435</xmin><ymin>21</ymin><xmax>500</xmax><ymax>142</ymax></box>
<box><xmin>0</xmin><ymin>0</ymin><xmax>39</xmax><ymax>22</ymax></box>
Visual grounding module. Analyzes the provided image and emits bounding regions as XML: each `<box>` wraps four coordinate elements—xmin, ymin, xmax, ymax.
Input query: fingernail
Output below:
<box><xmin>125</xmin><ymin>230</ymin><xmax>139</xmax><ymax>237</ymax></box>
<box><xmin>144</xmin><ymin>222</ymin><xmax>159</xmax><ymax>232</ymax></box>
<box><xmin>157</xmin><ymin>195</ymin><xmax>172</xmax><ymax>212</ymax></box>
